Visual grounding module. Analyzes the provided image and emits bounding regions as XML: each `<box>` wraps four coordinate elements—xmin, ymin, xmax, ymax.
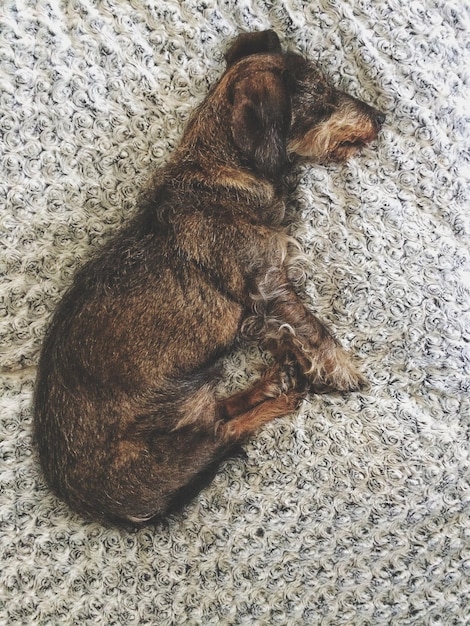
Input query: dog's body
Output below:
<box><xmin>34</xmin><ymin>31</ymin><xmax>384</xmax><ymax>524</ymax></box>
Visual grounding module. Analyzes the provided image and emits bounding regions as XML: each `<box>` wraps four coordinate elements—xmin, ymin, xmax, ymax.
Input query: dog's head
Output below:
<box><xmin>223</xmin><ymin>31</ymin><xmax>385</xmax><ymax>178</ymax></box>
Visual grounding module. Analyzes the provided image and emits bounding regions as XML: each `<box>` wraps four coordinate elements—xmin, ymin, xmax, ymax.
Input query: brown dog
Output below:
<box><xmin>34</xmin><ymin>30</ymin><xmax>384</xmax><ymax>524</ymax></box>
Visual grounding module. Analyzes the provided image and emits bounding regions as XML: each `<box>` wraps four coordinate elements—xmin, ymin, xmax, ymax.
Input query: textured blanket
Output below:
<box><xmin>1</xmin><ymin>1</ymin><xmax>469</xmax><ymax>624</ymax></box>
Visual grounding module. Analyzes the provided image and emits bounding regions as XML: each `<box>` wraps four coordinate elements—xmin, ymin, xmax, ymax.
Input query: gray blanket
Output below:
<box><xmin>1</xmin><ymin>0</ymin><xmax>469</xmax><ymax>624</ymax></box>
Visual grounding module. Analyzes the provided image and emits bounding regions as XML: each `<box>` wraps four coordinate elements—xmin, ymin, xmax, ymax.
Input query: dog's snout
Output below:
<box><xmin>356</xmin><ymin>99</ymin><xmax>386</xmax><ymax>131</ymax></box>
<box><xmin>344</xmin><ymin>96</ymin><xmax>386</xmax><ymax>131</ymax></box>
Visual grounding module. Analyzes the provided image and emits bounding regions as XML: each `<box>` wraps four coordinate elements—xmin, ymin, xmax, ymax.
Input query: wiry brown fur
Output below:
<box><xmin>34</xmin><ymin>31</ymin><xmax>384</xmax><ymax>524</ymax></box>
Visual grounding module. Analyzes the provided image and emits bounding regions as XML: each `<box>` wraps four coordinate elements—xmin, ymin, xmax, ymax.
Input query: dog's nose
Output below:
<box><xmin>375</xmin><ymin>112</ymin><xmax>386</xmax><ymax>129</ymax></box>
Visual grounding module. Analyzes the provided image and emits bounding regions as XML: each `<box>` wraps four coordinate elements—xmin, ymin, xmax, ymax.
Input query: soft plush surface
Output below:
<box><xmin>1</xmin><ymin>1</ymin><xmax>469</xmax><ymax>624</ymax></box>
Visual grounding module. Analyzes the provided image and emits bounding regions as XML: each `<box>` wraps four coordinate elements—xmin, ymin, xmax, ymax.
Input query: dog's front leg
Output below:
<box><xmin>256</xmin><ymin>271</ymin><xmax>367</xmax><ymax>392</ymax></box>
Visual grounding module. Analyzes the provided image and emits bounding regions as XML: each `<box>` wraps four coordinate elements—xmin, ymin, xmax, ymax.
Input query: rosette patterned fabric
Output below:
<box><xmin>1</xmin><ymin>1</ymin><xmax>469</xmax><ymax>624</ymax></box>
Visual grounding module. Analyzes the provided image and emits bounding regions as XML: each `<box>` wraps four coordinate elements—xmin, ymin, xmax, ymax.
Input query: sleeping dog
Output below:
<box><xmin>34</xmin><ymin>30</ymin><xmax>384</xmax><ymax>523</ymax></box>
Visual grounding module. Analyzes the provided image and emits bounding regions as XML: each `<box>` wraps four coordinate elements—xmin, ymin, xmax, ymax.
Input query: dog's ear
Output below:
<box><xmin>230</xmin><ymin>71</ymin><xmax>290</xmax><ymax>179</ymax></box>
<box><xmin>225</xmin><ymin>30</ymin><xmax>282</xmax><ymax>67</ymax></box>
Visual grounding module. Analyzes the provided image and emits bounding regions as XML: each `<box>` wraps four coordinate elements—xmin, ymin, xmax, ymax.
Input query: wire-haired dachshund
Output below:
<box><xmin>34</xmin><ymin>30</ymin><xmax>385</xmax><ymax>524</ymax></box>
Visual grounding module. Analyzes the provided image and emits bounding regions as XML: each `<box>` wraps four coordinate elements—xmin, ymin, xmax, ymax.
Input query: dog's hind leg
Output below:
<box><xmin>219</xmin><ymin>362</ymin><xmax>302</xmax><ymax>420</ymax></box>
<box><xmin>217</xmin><ymin>391</ymin><xmax>303</xmax><ymax>443</ymax></box>
<box><xmin>216</xmin><ymin>362</ymin><xmax>306</xmax><ymax>443</ymax></box>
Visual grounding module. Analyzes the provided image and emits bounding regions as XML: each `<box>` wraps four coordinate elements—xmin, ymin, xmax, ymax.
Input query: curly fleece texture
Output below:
<box><xmin>1</xmin><ymin>1</ymin><xmax>469</xmax><ymax>624</ymax></box>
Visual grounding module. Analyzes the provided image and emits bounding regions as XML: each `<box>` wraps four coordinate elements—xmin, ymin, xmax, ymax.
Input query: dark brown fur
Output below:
<box><xmin>34</xmin><ymin>31</ymin><xmax>384</xmax><ymax>524</ymax></box>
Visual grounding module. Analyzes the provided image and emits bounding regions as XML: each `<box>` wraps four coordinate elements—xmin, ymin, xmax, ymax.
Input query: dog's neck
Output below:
<box><xmin>164</xmin><ymin>145</ymin><xmax>286</xmax><ymax>217</ymax></box>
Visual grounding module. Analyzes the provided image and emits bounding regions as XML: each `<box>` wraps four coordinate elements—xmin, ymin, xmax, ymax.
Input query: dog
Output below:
<box><xmin>34</xmin><ymin>30</ymin><xmax>385</xmax><ymax>524</ymax></box>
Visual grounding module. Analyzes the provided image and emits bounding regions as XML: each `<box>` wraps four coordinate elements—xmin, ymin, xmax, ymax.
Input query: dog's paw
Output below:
<box><xmin>278</xmin><ymin>361</ymin><xmax>305</xmax><ymax>394</ymax></box>
<box><xmin>306</xmin><ymin>344</ymin><xmax>368</xmax><ymax>393</ymax></box>
<box><xmin>260</xmin><ymin>361</ymin><xmax>304</xmax><ymax>399</ymax></box>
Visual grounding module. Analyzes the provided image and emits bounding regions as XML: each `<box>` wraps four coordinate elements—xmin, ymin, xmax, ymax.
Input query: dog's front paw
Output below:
<box><xmin>306</xmin><ymin>343</ymin><xmax>368</xmax><ymax>393</ymax></box>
